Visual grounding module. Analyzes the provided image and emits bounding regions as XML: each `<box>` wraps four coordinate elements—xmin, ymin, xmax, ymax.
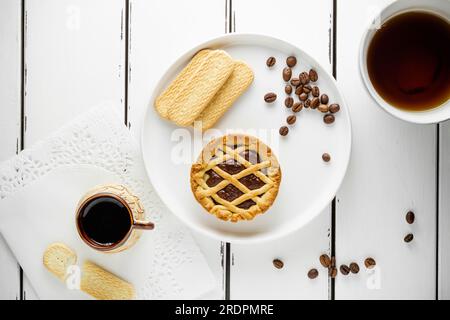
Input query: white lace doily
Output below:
<box><xmin>0</xmin><ymin>104</ymin><xmax>215</xmax><ymax>299</ymax></box>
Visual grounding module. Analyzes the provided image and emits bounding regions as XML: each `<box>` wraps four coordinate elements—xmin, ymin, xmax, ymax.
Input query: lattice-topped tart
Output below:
<box><xmin>190</xmin><ymin>134</ymin><xmax>281</xmax><ymax>222</ymax></box>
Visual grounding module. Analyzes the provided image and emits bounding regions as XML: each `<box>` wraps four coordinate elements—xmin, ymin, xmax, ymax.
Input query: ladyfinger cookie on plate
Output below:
<box><xmin>80</xmin><ymin>261</ymin><xmax>135</xmax><ymax>300</ymax></box>
<box><xmin>195</xmin><ymin>60</ymin><xmax>254</xmax><ymax>130</ymax></box>
<box><xmin>43</xmin><ymin>242</ymin><xmax>77</xmax><ymax>281</ymax></box>
<box><xmin>167</xmin><ymin>50</ymin><xmax>235</xmax><ymax>127</ymax></box>
<box><xmin>155</xmin><ymin>49</ymin><xmax>211</xmax><ymax>119</ymax></box>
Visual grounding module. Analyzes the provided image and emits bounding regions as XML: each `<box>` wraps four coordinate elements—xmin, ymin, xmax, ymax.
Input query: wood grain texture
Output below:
<box><xmin>126</xmin><ymin>0</ymin><xmax>228</xmax><ymax>299</ymax></box>
<box><xmin>21</xmin><ymin>0</ymin><xmax>126</xmax><ymax>299</ymax></box>
<box><xmin>229</xmin><ymin>0</ymin><xmax>333</xmax><ymax>299</ymax></box>
<box><xmin>439</xmin><ymin>120</ymin><xmax>450</xmax><ymax>300</ymax></box>
<box><xmin>0</xmin><ymin>0</ymin><xmax>22</xmax><ymax>300</ymax></box>
<box><xmin>335</xmin><ymin>0</ymin><xmax>437</xmax><ymax>299</ymax></box>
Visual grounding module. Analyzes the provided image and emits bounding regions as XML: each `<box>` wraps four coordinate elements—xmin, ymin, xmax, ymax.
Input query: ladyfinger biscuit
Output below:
<box><xmin>43</xmin><ymin>243</ymin><xmax>77</xmax><ymax>281</ymax></box>
<box><xmin>195</xmin><ymin>61</ymin><xmax>254</xmax><ymax>130</ymax></box>
<box><xmin>80</xmin><ymin>261</ymin><xmax>135</xmax><ymax>300</ymax></box>
<box><xmin>168</xmin><ymin>50</ymin><xmax>235</xmax><ymax>127</ymax></box>
<box><xmin>155</xmin><ymin>49</ymin><xmax>211</xmax><ymax>119</ymax></box>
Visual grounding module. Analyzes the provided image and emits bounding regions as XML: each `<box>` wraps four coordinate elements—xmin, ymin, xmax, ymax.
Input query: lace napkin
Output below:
<box><xmin>0</xmin><ymin>104</ymin><xmax>216</xmax><ymax>299</ymax></box>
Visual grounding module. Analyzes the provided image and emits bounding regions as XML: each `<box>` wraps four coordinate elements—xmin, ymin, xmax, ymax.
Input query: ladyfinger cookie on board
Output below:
<box><xmin>43</xmin><ymin>242</ymin><xmax>77</xmax><ymax>281</ymax></box>
<box><xmin>167</xmin><ymin>50</ymin><xmax>235</xmax><ymax>127</ymax></box>
<box><xmin>80</xmin><ymin>261</ymin><xmax>135</xmax><ymax>300</ymax></box>
<box><xmin>155</xmin><ymin>49</ymin><xmax>211</xmax><ymax>119</ymax></box>
<box><xmin>195</xmin><ymin>60</ymin><xmax>254</xmax><ymax>130</ymax></box>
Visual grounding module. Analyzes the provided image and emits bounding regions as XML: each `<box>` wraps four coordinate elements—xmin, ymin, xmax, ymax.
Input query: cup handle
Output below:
<box><xmin>133</xmin><ymin>220</ymin><xmax>155</xmax><ymax>230</ymax></box>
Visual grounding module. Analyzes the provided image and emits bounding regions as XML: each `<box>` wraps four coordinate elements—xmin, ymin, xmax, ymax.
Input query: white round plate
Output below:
<box><xmin>142</xmin><ymin>34</ymin><xmax>351</xmax><ymax>243</ymax></box>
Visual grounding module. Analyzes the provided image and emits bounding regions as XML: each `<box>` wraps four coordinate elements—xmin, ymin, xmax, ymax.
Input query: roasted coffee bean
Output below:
<box><xmin>329</xmin><ymin>267</ymin><xmax>338</xmax><ymax>278</ymax></box>
<box><xmin>404</xmin><ymin>233</ymin><xmax>414</xmax><ymax>243</ymax></box>
<box><xmin>283</xmin><ymin>67</ymin><xmax>292</xmax><ymax>82</ymax></box>
<box><xmin>364</xmin><ymin>257</ymin><xmax>376</xmax><ymax>269</ymax></box>
<box><xmin>299</xmin><ymin>72</ymin><xmax>310</xmax><ymax>85</ymax></box>
<box><xmin>292</xmin><ymin>102</ymin><xmax>303</xmax><ymax>113</ymax></box>
<box><xmin>322</xmin><ymin>153</ymin><xmax>331</xmax><ymax>162</ymax></box>
<box><xmin>295</xmin><ymin>85</ymin><xmax>303</xmax><ymax>95</ymax></box>
<box><xmin>323</xmin><ymin>114</ymin><xmax>335</xmax><ymax>124</ymax></box>
<box><xmin>304</xmin><ymin>99</ymin><xmax>311</xmax><ymax>108</ymax></box>
<box><xmin>266</xmin><ymin>56</ymin><xmax>276</xmax><ymax>67</ymax></box>
<box><xmin>290</xmin><ymin>78</ymin><xmax>301</xmax><ymax>86</ymax></box>
<box><xmin>273</xmin><ymin>259</ymin><xmax>284</xmax><ymax>269</ymax></box>
<box><xmin>340</xmin><ymin>264</ymin><xmax>350</xmax><ymax>275</ymax></box>
<box><xmin>318</xmin><ymin>104</ymin><xmax>329</xmax><ymax>113</ymax></box>
<box><xmin>310</xmin><ymin>97</ymin><xmax>320</xmax><ymax>109</ymax></box>
<box><xmin>264</xmin><ymin>92</ymin><xmax>277</xmax><ymax>103</ymax></box>
<box><xmin>308</xmin><ymin>268</ymin><xmax>319</xmax><ymax>279</ymax></box>
<box><xmin>286</xmin><ymin>56</ymin><xmax>297</xmax><ymax>67</ymax></box>
<box><xmin>320</xmin><ymin>94</ymin><xmax>329</xmax><ymax>104</ymax></box>
<box><xmin>329</xmin><ymin>103</ymin><xmax>340</xmax><ymax>113</ymax></box>
<box><xmin>406</xmin><ymin>211</ymin><xmax>415</xmax><ymax>224</ymax></box>
<box><xmin>285</xmin><ymin>85</ymin><xmax>292</xmax><ymax>95</ymax></box>
<box><xmin>312</xmin><ymin>86</ymin><xmax>320</xmax><ymax>97</ymax></box>
<box><xmin>319</xmin><ymin>254</ymin><xmax>331</xmax><ymax>268</ymax></box>
<box><xmin>349</xmin><ymin>262</ymin><xmax>360</xmax><ymax>274</ymax></box>
<box><xmin>309</xmin><ymin>69</ymin><xmax>319</xmax><ymax>82</ymax></box>
<box><xmin>302</xmin><ymin>85</ymin><xmax>312</xmax><ymax>94</ymax></box>
<box><xmin>285</xmin><ymin>97</ymin><xmax>294</xmax><ymax>108</ymax></box>
<box><xmin>279</xmin><ymin>126</ymin><xmax>289</xmax><ymax>136</ymax></box>
<box><xmin>299</xmin><ymin>93</ymin><xmax>308</xmax><ymax>101</ymax></box>
<box><xmin>287</xmin><ymin>115</ymin><xmax>297</xmax><ymax>125</ymax></box>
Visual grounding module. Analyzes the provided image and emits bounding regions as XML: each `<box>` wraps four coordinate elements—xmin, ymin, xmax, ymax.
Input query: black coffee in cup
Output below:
<box><xmin>367</xmin><ymin>11</ymin><xmax>450</xmax><ymax>111</ymax></box>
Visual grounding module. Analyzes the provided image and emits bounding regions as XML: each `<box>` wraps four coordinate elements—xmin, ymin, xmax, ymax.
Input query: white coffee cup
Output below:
<box><xmin>359</xmin><ymin>0</ymin><xmax>450</xmax><ymax>124</ymax></box>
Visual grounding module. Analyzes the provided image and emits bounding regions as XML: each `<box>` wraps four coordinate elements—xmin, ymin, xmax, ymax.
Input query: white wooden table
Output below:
<box><xmin>1</xmin><ymin>0</ymin><xmax>449</xmax><ymax>300</ymax></box>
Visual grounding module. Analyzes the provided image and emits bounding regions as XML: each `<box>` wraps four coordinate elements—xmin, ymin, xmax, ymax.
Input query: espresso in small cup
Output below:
<box><xmin>367</xmin><ymin>11</ymin><xmax>450</xmax><ymax>111</ymax></box>
<box><xmin>76</xmin><ymin>184</ymin><xmax>154</xmax><ymax>253</ymax></box>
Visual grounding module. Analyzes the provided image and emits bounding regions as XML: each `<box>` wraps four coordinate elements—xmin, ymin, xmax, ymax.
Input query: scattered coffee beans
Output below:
<box><xmin>318</xmin><ymin>104</ymin><xmax>329</xmax><ymax>113</ymax></box>
<box><xmin>310</xmin><ymin>97</ymin><xmax>320</xmax><ymax>109</ymax></box>
<box><xmin>322</xmin><ymin>153</ymin><xmax>331</xmax><ymax>162</ymax></box>
<box><xmin>279</xmin><ymin>126</ymin><xmax>289</xmax><ymax>136</ymax></box>
<box><xmin>320</xmin><ymin>254</ymin><xmax>331</xmax><ymax>268</ymax></box>
<box><xmin>364</xmin><ymin>257</ymin><xmax>376</xmax><ymax>269</ymax></box>
<box><xmin>266</xmin><ymin>56</ymin><xmax>276</xmax><ymax>67</ymax></box>
<box><xmin>299</xmin><ymin>72</ymin><xmax>310</xmax><ymax>85</ymax></box>
<box><xmin>295</xmin><ymin>86</ymin><xmax>303</xmax><ymax>95</ymax></box>
<box><xmin>324</xmin><ymin>114</ymin><xmax>335</xmax><ymax>124</ymax></box>
<box><xmin>320</xmin><ymin>94</ymin><xmax>329</xmax><ymax>104</ymax></box>
<box><xmin>290</xmin><ymin>78</ymin><xmax>301</xmax><ymax>86</ymax></box>
<box><xmin>285</xmin><ymin>97</ymin><xmax>294</xmax><ymax>108</ymax></box>
<box><xmin>312</xmin><ymin>86</ymin><xmax>320</xmax><ymax>97</ymax></box>
<box><xmin>406</xmin><ymin>211</ymin><xmax>415</xmax><ymax>224</ymax></box>
<box><xmin>285</xmin><ymin>85</ymin><xmax>292</xmax><ymax>95</ymax></box>
<box><xmin>287</xmin><ymin>115</ymin><xmax>297</xmax><ymax>125</ymax></box>
<box><xmin>340</xmin><ymin>264</ymin><xmax>350</xmax><ymax>275</ymax></box>
<box><xmin>309</xmin><ymin>69</ymin><xmax>318</xmax><ymax>82</ymax></box>
<box><xmin>283</xmin><ymin>67</ymin><xmax>292</xmax><ymax>82</ymax></box>
<box><xmin>329</xmin><ymin>267</ymin><xmax>338</xmax><ymax>278</ymax></box>
<box><xmin>273</xmin><ymin>259</ymin><xmax>284</xmax><ymax>269</ymax></box>
<box><xmin>264</xmin><ymin>92</ymin><xmax>277</xmax><ymax>103</ymax></box>
<box><xmin>329</xmin><ymin>103</ymin><xmax>340</xmax><ymax>113</ymax></box>
<box><xmin>349</xmin><ymin>262</ymin><xmax>360</xmax><ymax>274</ymax></box>
<box><xmin>404</xmin><ymin>233</ymin><xmax>414</xmax><ymax>243</ymax></box>
<box><xmin>308</xmin><ymin>268</ymin><xmax>319</xmax><ymax>279</ymax></box>
<box><xmin>303</xmin><ymin>85</ymin><xmax>312</xmax><ymax>94</ymax></box>
<box><xmin>304</xmin><ymin>99</ymin><xmax>311</xmax><ymax>108</ymax></box>
<box><xmin>292</xmin><ymin>102</ymin><xmax>303</xmax><ymax>113</ymax></box>
<box><xmin>299</xmin><ymin>93</ymin><xmax>308</xmax><ymax>101</ymax></box>
<box><xmin>286</xmin><ymin>56</ymin><xmax>297</xmax><ymax>67</ymax></box>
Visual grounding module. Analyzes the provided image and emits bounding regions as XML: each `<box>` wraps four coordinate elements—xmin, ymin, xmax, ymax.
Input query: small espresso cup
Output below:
<box><xmin>360</xmin><ymin>0</ymin><xmax>450</xmax><ymax>124</ymax></box>
<box><xmin>76</xmin><ymin>184</ymin><xmax>154</xmax><ymax>253</ymax></box>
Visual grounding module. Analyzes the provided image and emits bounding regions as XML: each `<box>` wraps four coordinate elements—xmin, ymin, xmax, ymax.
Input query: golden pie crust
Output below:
<box><xmin>190</xmin><ymin>134</ymin><xmax>281</xmax><ymax>222</ymax></box>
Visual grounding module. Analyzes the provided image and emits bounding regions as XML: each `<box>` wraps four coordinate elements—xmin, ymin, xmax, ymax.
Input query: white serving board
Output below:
<box><xmin>142</xmin><ymin>34</ymin><xmax>352</xmax><ymax>243</ymax></box>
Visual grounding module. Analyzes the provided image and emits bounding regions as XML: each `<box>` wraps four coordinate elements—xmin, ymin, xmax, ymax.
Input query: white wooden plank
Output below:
<box><xmin>23</xmin><ymin>0</ymin><xmax>126</xmax><ymax>299</ymax></box>
<box><xmin>336</xmin><ymin>0</ymin><xmax>436</xmax><ymax>299</ymax></box>
<box><xmin>230</xmin><ymin>0</ymin><xmax>333</xmax><ymax>299</ymax></box>
<box><xmin>127</xmin><ymin>0</ymin><xmax>228</xmax><ymax>299</ymax></box>
<box><xmin>0</xmin><ymin>0</ymin><xmax>22</xmax><ymax>300</ymax></box>
<box><xmin>439</xmin><ymin>120</ymin><xmax>450</xmax><ymax>300</ymax></box>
